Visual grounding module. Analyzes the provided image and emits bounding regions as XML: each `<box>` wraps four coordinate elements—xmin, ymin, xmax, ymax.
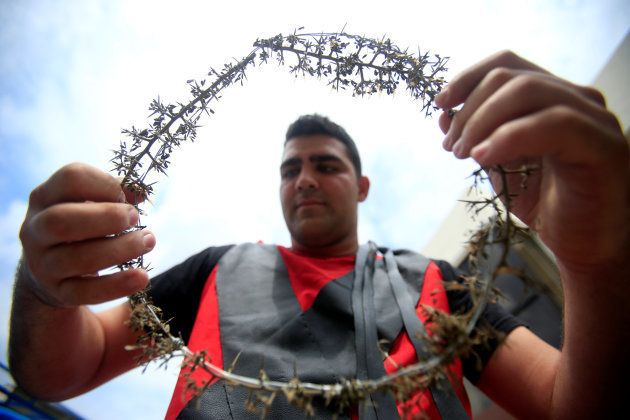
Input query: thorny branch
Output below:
<box><xmin>111</xmin><ymin>30</ymin><xmax>448</xmax><ymax>200</ymax></box>
<box><xmin>115</xmin><ymin>29</ymin><xmax>531</xmax><ymax>416</ymax></box>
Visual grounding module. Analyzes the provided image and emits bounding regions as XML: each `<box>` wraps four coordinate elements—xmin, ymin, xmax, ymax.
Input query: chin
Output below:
<box><xmin>291</xmin><ymin>223</ymin><xmax>338</xmax><ymax>247</ymax></box>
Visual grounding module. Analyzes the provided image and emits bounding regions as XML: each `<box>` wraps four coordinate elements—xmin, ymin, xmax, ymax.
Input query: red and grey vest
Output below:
<box><xmin>166</xmin><ymin>243</ymin><xmax>472</xmax><ymax>419</ymax></box>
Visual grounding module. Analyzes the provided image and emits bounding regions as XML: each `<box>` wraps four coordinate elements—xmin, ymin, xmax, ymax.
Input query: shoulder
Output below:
<box><xmin>146</xmin><ymin>244</ymin><xmax>235</xmax><ymax>342</ymax></box>
<box><xmin>149</xmin><ymin>244</ymin><xmax>235</xmax><ymax>289</ymax></box>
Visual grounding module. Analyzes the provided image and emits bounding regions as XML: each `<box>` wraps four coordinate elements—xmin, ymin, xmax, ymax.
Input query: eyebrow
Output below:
<box><xmin>280</xmin><ymin>154</ymin><xmax>343</xmax><ymax>170</ymax></box>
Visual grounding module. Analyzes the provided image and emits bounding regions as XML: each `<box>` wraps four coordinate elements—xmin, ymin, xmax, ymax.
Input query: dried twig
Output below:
<box><xmin>116</xmin><ymin>29</ymin><xmax>527</xmax><ymax>416</ymax></box>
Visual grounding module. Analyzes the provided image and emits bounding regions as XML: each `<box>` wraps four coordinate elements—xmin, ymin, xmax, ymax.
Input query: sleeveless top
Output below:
<box><xmin>165</xmin><ymin>243</ymin><xmax>471</xmax><ymax>419</ymax></box>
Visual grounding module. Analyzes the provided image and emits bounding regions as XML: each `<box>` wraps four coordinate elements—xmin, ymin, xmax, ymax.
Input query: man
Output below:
<box><xmin>9</xmin><ymin>51</ymin><xmax>629</xmax><ymax>419</ymax></box>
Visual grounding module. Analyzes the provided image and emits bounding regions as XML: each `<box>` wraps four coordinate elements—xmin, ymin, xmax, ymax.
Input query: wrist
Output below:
<box><xmin>556</xmin><ymin>252</ymin><xmax>630</xmax><ymax>319</ymax></box>
<box><xmin>16</xmin><ymin>256</ymin><xmax>73</xmax><ymax>309</ymax></box>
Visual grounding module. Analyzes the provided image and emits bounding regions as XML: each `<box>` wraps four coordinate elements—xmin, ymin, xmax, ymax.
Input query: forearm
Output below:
<box><xmin>9</xmin><ymin>261</ymin><xmax>107</xmax><ymax>401</ymax></box>
<box><xmin>9</xmin><ymin>163</ymin><xmax>154</xmax><ymax>400</ymax></box>
<box><xmin>551</xmin><ymin>257</ymin><xmax>630</xmax><ymax>418</ymax></box>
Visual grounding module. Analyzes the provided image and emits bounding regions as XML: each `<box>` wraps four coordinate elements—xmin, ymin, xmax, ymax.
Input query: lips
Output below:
<box><xmin>295</xmin><ymin>199</ymin><xmax>324</xmax><ymax>208</ymax></box>
<box><xmin>295</xmin><ymin>196</ymin><xmax>326</xmax><ymax>209</ymax></box>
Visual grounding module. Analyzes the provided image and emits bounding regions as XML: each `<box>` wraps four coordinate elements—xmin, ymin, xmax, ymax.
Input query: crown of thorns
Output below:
<box><xmin>113</xmin><ymin>29</ymin><xmax>514</xmax><ymax>416</ymax></box>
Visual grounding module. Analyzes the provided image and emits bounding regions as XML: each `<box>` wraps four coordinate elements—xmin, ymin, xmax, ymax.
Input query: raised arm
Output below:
<box><xmin>435</xmin><ymin>51</ymin><xmax>629</xmax><ymax>418</ymax></box>
<box><xmin>9</xmin><ymin>163</ymin><xmax>155</xmax><ymax>400</ymax></box>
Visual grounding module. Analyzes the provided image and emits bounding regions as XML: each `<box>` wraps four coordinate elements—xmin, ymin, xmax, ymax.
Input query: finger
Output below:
<box><xmin>28</xmin><ymin>202</ymin><xmax>139</xmax><ymax>247</ymax></box>
<box><xmin>57</xmin><ymin>269</ymin><xmax>149</xmax><ymax>306</ymax></box>
<box><xmin>470</xmin><ymin>106</ymin><xmax>627</xmax><ymax>168</ymax></box>
<box><xmin>443</xmin><ymin>68</ymin><xmax>539</xmax><ymax>151</ymax></box>
<box><xmin>35</xmin><ymin>229</ymin><xmax>156</xmax><ymax>282</ymax></box>
<box><xmin>30</xmin><ymin>163</ymin><xmax>125</xmax><ymax>210</ymax></box>
<box><xmin>114</xmin><ymin>176</ymin><xmax>148</xmax><ymax>205</ymax></box>
<box><xmin>122</xmin><ymin>185</ymin><xmax>148</xmax><ymax>205</ymax></box>
<box><xmin>442</xmin><ymin>66</ymin><xmax>609</xmax><ymax>153</ymax></box>
<box><xmin>435</xmin><ymin>50</ymin><xmax>547</xmax><ymax>110</ymax></box>
<box><xmin>452</xmin><ymin>76</ymin><xmax>621</xmax><ymax>158</ymax></box>
<box><xmin>437</xmin><ymin>50</ymin><xmax>605</xmax><ymax>112</ymax></box>
<box><xmin>438</xmin><ymin>110</ymin><xmax>452</xmax><ymax>135</ymax></box>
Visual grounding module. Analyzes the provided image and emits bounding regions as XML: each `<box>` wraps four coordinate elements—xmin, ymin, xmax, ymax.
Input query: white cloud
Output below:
<box><xmin>0</xmin><ymin>201</ymin><xmax>26</xmax><ymax>263</ymax></box>
<box><xmin>0</xmin><ymin>201</ymin><xmax>27</xmax><ymax>364</ymax></box>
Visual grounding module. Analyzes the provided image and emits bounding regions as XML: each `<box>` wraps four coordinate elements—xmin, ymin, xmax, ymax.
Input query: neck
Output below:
<box><xmin>290</xmin><ymin>236</ymin><xmax>359</xmax><ymax>258</ymax></box>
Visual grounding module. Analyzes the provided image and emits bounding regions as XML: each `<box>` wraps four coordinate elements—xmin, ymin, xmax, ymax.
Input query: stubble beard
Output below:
<box><xmin>288</xmin><ymin>209</ymin><xmax>357</xmax><ymax>251</ymax></box>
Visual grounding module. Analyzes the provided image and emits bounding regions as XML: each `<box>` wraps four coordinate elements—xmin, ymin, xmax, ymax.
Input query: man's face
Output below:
<box><xmin>280</xmin><ymin>135</ymin><xmax>369</xmax><ymax>253</ymax></box>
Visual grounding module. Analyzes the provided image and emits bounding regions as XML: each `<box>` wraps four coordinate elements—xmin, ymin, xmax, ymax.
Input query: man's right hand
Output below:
<box><xmin>18</xmin><ymin>162</ymin><xmax>156</xmax><ymax>307</ymax></box>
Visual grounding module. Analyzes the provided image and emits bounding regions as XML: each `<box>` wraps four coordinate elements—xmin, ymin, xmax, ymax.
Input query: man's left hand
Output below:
<box><xmin>435</xmin><ymin>50</ymin><xmax>629</xmax><ymax>275</ymax></box>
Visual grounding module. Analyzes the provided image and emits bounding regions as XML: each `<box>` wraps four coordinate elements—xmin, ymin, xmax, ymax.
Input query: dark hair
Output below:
<box><xmin>285</xmin><ymin>114</ymin><xmax>362</xmax><ymax>177</ymax></box>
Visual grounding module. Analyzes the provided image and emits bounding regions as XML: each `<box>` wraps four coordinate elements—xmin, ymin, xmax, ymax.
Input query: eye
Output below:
<box><xmin>281</xmin><ymin>167</ymin><xmax>300</xmax><ymax>179</ymax></box>
<box><xmin>317</xmin><ymin>164</ymin><xmax>338</xmax><ymax>173</ymax></box>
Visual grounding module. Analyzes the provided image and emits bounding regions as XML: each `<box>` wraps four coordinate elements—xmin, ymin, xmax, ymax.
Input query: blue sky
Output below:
<box><xmin>1</xmin><ymin>0</ymin><xmax>628</xmax><ymax>418</ymax></box>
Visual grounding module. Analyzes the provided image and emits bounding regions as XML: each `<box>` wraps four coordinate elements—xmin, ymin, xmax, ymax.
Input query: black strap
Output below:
<box><xmin>383</xmin><ymin>250</ymin><xmax>469</xmax><ymax>420</ymax></box>
<box><xmin>352</xmin><ymin>243</ymin><xmax>398</xmax><ymax>419</ymax></box>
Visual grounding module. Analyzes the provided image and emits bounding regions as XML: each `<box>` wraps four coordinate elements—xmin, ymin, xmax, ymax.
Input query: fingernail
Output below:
<box><xmin>142</xmin><ymin>232</ymin><xmax>156</xmax><ymax>250</ymax></box>
<box><xmin>442</xmin><ymin>130</ymin><xmax>453</xmax><ymax>150</ymax></box>
<box><xmin>452</xmin><ymin>141</ymin><xmax>463</xmax><ymax>158</ymax></box>
<box><xmin>128</xmin><ymin>207</ymin><xmax>139</xmax><ymax>227</ymax></box>
<box><xmin>118</xmin><ymin>191</ymin><xmax>127</xmax><ymax>203</ymax></box>
<box><xmin>471</xmin><ymin>141</ymin><xmax>490</xmax><ymax>161</ymax></box>
<box><xmin>435</xmin><ymin>87</ymin><xmax>449</xmax><ymax>108</ymax></box>
<box><xmin>442</xmin><ymin>135</ymin><xmax>452</xmax><ymax>151</ymax></box>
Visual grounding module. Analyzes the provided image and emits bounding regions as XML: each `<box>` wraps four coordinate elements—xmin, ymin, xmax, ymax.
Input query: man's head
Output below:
<box><xmin>285</xmin><ymin>114</ymin><xmax>362</xmax><ymax>179</ymax></box>
<box><xmin>280</xmin><ymin>114</ymin><xmax>370</xmax><ymax>256</ymax></box>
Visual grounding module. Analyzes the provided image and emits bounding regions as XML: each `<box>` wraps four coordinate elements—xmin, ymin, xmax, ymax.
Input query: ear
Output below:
<box><xmin>357</xmin><ymin>176</ymin><xmax>370</xmax><ymax>202</ymax></box>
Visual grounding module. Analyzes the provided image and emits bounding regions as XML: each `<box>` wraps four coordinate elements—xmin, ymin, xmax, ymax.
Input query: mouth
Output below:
<box><xmin>296</xmin><ymin>198</ymin><xmax>326</xmax><ymax>209</ymax></box>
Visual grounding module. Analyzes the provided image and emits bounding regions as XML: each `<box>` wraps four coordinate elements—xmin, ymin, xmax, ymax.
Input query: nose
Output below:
<box><xmin>296</xmin><ymin>167</ymin><xmax>318</xmax><ymax>191</ymax></box>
